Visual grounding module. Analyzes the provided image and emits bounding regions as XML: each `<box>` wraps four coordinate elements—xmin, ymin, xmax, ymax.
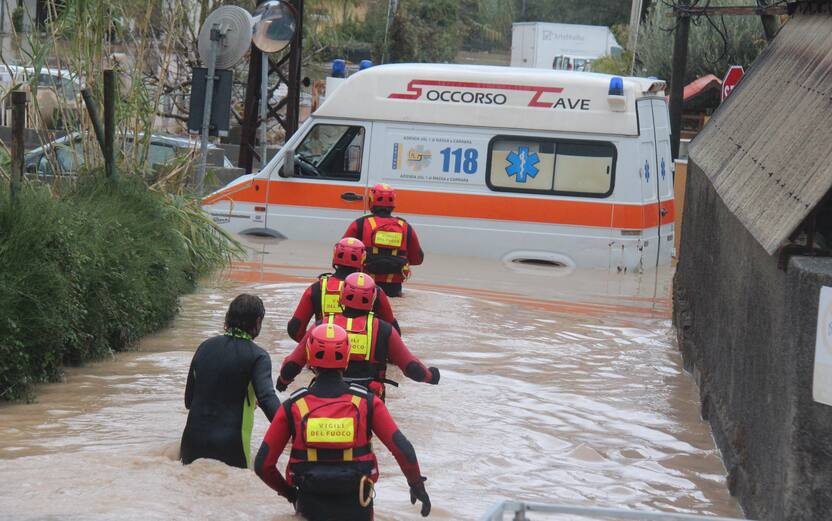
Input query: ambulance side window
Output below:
<box><xmin>294</xmin><ymin>124</ymin><xmax>364</xmax><ymax>181</ymax></box>
<box><xmin>486</xmin><ymin>136</ymin><xmax>615</xmax><ymax>198</ymax></box>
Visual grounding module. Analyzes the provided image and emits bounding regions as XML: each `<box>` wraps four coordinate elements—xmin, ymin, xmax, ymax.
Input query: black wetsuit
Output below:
<box><xmin>181</xmin><ymin>333</ymin><xmax>280</xmax><ymax>468</ymax></box>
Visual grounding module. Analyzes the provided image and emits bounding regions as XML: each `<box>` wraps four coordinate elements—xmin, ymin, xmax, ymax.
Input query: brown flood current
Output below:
<box><xmin>0</xmin><ymin>239</ymin><xmax>742</xmax><ymax>520</ymax></box>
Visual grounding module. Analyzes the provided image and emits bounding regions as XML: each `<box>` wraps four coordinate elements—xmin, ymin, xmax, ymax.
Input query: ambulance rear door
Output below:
<box><xmin>651</xmin><ymin>98</ymin><xmax>674</xmax><ymax>264</ymax></box>
<box><xmin>636</xmin><ymin>98</ymin><xmax>661</xmax><ymax>268</ymax></box>
<box><xmin>264</xmin><ymin>118</ymin><xmax>372</xmax><ymax>241</ymax></box>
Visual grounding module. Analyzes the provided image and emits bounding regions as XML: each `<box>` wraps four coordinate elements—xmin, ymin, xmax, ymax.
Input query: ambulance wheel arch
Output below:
<box><xmin>503</xmin><ymin>250</ymin><xmax>577</xmax><ymax>277</ymax></box>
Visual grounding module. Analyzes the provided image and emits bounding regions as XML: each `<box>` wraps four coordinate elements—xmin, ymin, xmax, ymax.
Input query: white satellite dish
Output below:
<box><xmin>197</xmin><ymin>6</ymin><xmax>253</xmax><ymax>70</ymax></box>
<box><xmin>252</xmin><ymin>1</ymin><xmax>297</xmax><ymax>53</ymax></box>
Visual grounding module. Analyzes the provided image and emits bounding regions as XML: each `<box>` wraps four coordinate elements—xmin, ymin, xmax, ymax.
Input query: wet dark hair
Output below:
<box><xmin>224</xmin><ymin>294</ymin><xmax>265</xmax><ymax>336</ymax></box>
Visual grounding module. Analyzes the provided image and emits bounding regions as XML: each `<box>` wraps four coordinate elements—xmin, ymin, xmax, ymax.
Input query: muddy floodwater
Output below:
<box><xmin>0</xmin><ymin>239</ymin><xmax>742</xmax><ymax>520</ymax></box>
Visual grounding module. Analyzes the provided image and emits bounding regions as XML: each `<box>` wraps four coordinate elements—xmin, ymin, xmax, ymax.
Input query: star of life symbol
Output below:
<box><xmin>660</xmin><ymin>157</ymin><xmax>666</xmax><ymax>180</ymax></box>
<box><xmin>644</xmin><ymin>160</ymin><xmax>650</xmax><ymax>183</ymax></box>
<box><xmin>506</xmin><ymin>146</ymin><xmax>540</xmax><ymax>183</ymax></box>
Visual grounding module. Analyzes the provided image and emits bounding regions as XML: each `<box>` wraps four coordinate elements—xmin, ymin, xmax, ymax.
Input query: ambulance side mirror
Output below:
<box><xmin>280</xmin><ymin>149</ymin><xmax>296</xmax><ymax>178</ymax></box>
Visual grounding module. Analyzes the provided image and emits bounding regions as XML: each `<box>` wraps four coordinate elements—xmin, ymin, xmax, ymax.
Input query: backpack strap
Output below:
<box><xmin>284</xmin><ymin>387</ymin><xmax>309</xmax><ymax>438</ymax></box>
<box><xmin>365</xmin><ymin>386</ymin><xmax>373</xmax><ymax>439</ymax></box>
<box><xmin>346</xmin><ymin>384</ymin><xmax>374</xmax><ymax>440</ymax></box>
<box><xmin>354</xmin><ymin>216</ymin><xmax>366</xmax><ymax>243</ymax></box>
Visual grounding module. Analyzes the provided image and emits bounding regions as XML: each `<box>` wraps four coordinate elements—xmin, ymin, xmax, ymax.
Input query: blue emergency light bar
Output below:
<box><xmin>332</xmin><ymin>59</ymin><xmax>347</xmax><ymax>78</ymax></box>
<box><xmin>609</xmin><ymin>77</ymin><xmax>624</xmax><ymax>96</ymax></box>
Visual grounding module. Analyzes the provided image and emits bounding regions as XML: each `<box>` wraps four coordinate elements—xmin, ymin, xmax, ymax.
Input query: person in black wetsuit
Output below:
<box><xmin>180</xmin><ymin>294</ymin><xmax>280</xmax><ymax>469</ymax></box>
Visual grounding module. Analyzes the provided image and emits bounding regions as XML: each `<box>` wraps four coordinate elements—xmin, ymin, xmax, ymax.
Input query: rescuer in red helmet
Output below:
<box><xmin>342</xmin><ymin>183</ymin><xmax>424</xmax><ymax>297</ymax></box>
<box><xmin>287</xmin><ymin>238</ymin><xmax>399</xmax><ymax>342</ymax></box>
<box><xmin>255</xmin><ymin>323</ymin><xmax>432</xmax><ymax>520</ymax></box>
<box><xmin>276</xmin><ymin>272</ymin><xmax>439</xmax><ymax>398</ymax></box>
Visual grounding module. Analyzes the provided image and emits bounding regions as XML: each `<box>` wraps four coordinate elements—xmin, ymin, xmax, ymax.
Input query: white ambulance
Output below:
<box><xmin>202</xmin><ymin>64</ymin><xmax>674</xmax><ymax>272</ymax></box>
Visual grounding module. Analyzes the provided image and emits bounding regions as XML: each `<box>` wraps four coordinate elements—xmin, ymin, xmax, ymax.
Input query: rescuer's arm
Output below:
<box><xmin>371</xmin><ymin>397</ymin><xmax>431</xmax><ymax>516</ymax></box>
<box><xmin>276</xmin><ymin>331</ymin><xmax>311</xmax><ymax>391</ymax></box>
<box><xmin>406</xmin><ymin>225</ymin><xmax>425</xmax><ymax>266</ymax></box>
<box><xmin>385</xmin><ymin>326</ymin><xmax>439</xmax><ymax>384</ymax></box>
<box><xmin>254</xmin><ymin>405</ymin><xmax>296</xmax><ymax>502</ymax></box>
<box><xmin>287</xmin><ymin>284</ymin><xmax>315</xmax><ymax>342</ymax></box>
<box><xmin>252</xmin><ymin>349</ymin><xmax>281</xmax><ymax>420</ymax></box>
<box><xmin>374</xmin><ymin>288</ymin><xmax>401</xmax><ymax>334</ymax></box>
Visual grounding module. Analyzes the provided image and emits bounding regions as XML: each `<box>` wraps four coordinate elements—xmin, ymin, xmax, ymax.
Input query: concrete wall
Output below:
<box><xmin>674</xmin><ymin>162</ymin><xmax>832</xmax><ymax>521</ymax></box>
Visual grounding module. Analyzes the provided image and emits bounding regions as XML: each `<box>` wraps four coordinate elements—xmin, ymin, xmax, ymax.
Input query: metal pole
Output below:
<box><xmin>237</xmin><ymin>0</ymin><xmax>267</xmax><ymax>174</ymax></box>
<box><xmin>10</xmin><ymin>90</ymin><xmax>25</xmax><ymax>202</ymax></box>
<box><xmin>628</xmin><ymin>0</ymin><xmax>643</xmax><ymax>50</ymax></box>
<box><xmin>382</xmin><ymin>0</ymin><xmax>393</xmax><ymax>64</ymax></box>
<box><xmin>259</xmin><ymin>52</ymin><xmax>269</xmax><ymax>169</ymax></box>
<box><xmin>669</xmin><ymin>2</ymin><xmax>690</xmax><ymax>160</ymax></box>
<box><xmin>197</xmin><ymin>25</ymin><xmax>220</xmax><ymax>194</ymax></box>
<box><xmin>757</xmin><ymin>0</ymin><xmax>780</xmax><ymax>42</ymax></box>
<box><xmin>285</xmin><ymin>0</ymin><xmax>303</xmax><ymax>140</ymax></box>
<box><xmin>628</xmin><ymin>0</ymin><xmax>644</xmax><ymax>75</ymax></box>
<box><xmin>103</xmin><ymin>69</ymin><xmax>116</xmax><ymax>179</ymax></box>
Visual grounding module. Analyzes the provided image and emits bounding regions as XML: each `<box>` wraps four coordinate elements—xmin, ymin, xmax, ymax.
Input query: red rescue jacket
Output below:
<box><xmin>284</xmin><ymin>385</ymin><xmax>378</xmax><ymax>485</ymax></box>
<box><xmin>326</xmin><ymin>313</ymin><xmax>385</xmax><ymax>382</ymax></box>
<box><xmin>277</xmin><ymin>313</ymin><xmax>435</xmax><ymax>392</ymax></box>
<box><xmin>343</xmin><ymin>214</ymin><xmax>424</xmax><ymax>284</ymax></box>
<box><xmin>287</xmin><ymin>272</ymin><xmax>399</xmax><ymax>342</ymax></box>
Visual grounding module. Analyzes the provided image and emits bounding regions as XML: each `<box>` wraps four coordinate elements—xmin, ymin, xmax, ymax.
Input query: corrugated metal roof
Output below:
<box><xmin>683</xmin><ymin>74</ymin><xmax>721</xmax><ymax>102</ymax></box>
<box><xmin>688</xmin><ymin>14</ymin><xmax>832</xmax><ymax>255</ymax></box>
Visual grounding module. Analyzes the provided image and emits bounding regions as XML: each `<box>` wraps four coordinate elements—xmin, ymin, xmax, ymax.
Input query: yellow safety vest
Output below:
<box><xmin>328</xmin><ymin>313</ymin><xmax>374</xmax><ymax>360</ymax></box>
<box><xmin>320</xmin><ymin>275</ymin><xmax>345</xmax><ymax>316</ymax></box>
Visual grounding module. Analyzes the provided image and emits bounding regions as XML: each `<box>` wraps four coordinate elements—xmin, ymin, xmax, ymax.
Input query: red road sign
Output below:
<box><xmin>721</xmin><ymin>65</ymin><xmax>745</xmax><ymax>102</ymax></box>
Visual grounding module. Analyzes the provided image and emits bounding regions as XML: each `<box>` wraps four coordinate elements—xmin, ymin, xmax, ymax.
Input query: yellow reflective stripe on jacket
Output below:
<box><xmin>320</xmin><ymin>276</ymin><xmax>344</xmax><ymax>316</ymax></box>
<box><xmin>343</xmin><ymin>394</ymin><xmax>363</xmax><ymax>461</ymax></box>
<box><xmin>345</xmin><ymin>313</ymin><xmax>373</xmax><ymax>360</ymax></box>
<box><xmin>295</xmin><ymin>398</ymin><xmax>317</xmax><ymax>462</ymax></box>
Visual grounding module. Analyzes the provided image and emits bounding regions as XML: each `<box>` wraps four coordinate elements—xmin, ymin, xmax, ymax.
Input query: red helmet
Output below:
<box><xmin>306</xmin><ymin>323</ymin><xmax>350</xmax><ymax>369</ymax></box>
<box><xmin>332</xmin><ymin>238</ymin><xmax>366</xmax><ymax>269</ymax></box>
<box><xmin>339</xmin><ymin>272</ymin><xmax>376</xmax><ymax>311</ymax></box>
<box><xmin>369</xmin><ymin>183</ymin><xmax>396</xmax><ymax>209</ymax></box>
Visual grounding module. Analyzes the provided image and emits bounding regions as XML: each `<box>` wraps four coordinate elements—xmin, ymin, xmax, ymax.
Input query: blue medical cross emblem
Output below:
<box><xmin>644</xmin><ymin>160</ymin><xmax>650</xmax><ymax>183</ymax></box>
<box><xmin>506</xmin><ymin>146</ymin><xmax>540</xmax><ymax>183</ymax></box>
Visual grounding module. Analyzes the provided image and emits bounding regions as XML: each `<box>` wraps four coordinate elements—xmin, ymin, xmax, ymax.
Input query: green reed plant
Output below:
<box><xmin>0</xmin><ymin>174</ymin><xmax>243</xmax><ymax>401</ymax></box>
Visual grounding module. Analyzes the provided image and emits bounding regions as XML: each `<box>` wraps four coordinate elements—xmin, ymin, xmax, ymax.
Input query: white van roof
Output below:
<box><xmin>316</xmin><ymin>64</ymin><xmax>665</xmax><ymax>136</ymax></box>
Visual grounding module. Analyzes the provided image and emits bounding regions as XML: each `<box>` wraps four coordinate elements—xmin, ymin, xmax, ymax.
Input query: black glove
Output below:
<box><xmin>409</xmin><ymin>476</ymin><xmax>431</xmax><ymax>517</ymax></box>
<box><xmin>428</xmin><ymin>367</ymin><xmax>440</xmax><ymax>385</ymax></box>
<box><xmin>283</xmin><ymin>486</ymin><xmax>298</xmax><ymax>505</ymax></box>
<box><xmin>276</xmin><ymin>377</ymin><xmax>289</xmax><ymax>393</ymax></box>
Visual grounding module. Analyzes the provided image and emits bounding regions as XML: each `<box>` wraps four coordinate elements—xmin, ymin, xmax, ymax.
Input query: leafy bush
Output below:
<box><xmin>637</xmin><ymin>0</ymin><xmax>767</xmax><ymax>83</ymax></box>
<box><xmin>0</xmin><ymin>175</ymin><xmax>241</xmax><ymax>400</ymax></box>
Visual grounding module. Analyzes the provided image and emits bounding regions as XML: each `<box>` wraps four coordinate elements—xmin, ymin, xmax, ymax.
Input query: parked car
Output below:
<box><xmin>0</xmin><ymin>64</ymin><xmax>82</xmax><ymax>99</ymax></box>
<box><xmin>24</xmin><ymin>132</ymin><xmax>234</xmax><ymax>176</ymax></box>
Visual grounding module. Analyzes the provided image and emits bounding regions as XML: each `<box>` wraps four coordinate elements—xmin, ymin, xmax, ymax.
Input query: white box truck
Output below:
<box><xmin>511</xmin><ymin>22</ymin><xmax>622</xmax><ymax>71</ymax></box>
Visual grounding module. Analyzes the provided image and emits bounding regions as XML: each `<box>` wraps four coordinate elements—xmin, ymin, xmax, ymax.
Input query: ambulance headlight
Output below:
<box><xmin>609</xmin><ymin>77</ymin><xmax>624</xmax><ymax>97</ymax></box>
<box><xmin>332</xmin><ymin>59</ymin><xmax>346</xmax><ymax>78</ymax></box>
